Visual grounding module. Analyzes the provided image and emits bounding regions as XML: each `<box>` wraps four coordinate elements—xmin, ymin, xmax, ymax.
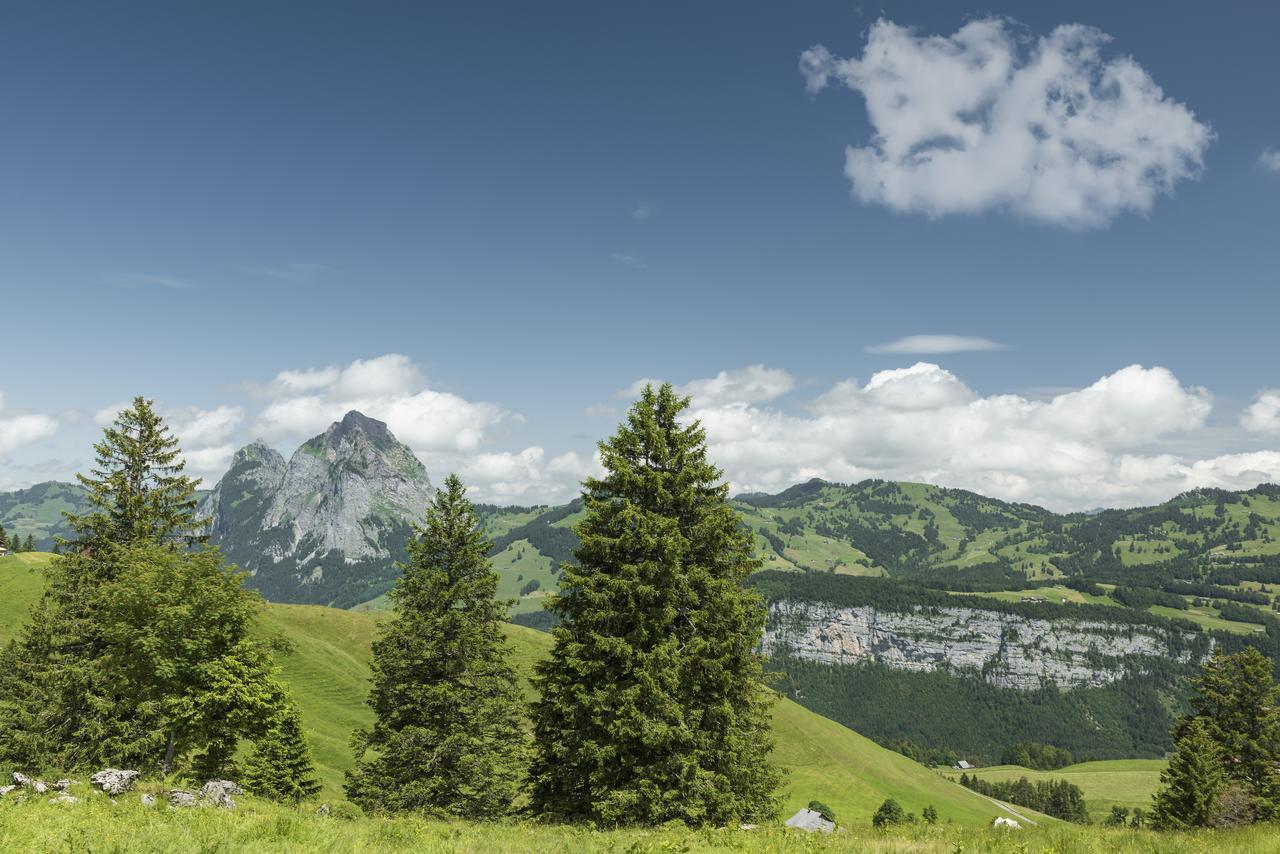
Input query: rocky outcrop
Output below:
<box><xmin>763</xmin><ymin>600</ymin><xmax>1204</xmax><ymax>690</ymax></box>
<box><xmin>198</xmin><ymin>411</ymin><xmax>435</xmax><ymax>607</ymax></box>
<box><xmin>90</xmin><ymin>769</ymin><xmax>140</xmax><ymax>796</ymax></box>
<box><xmin>168</xmin><ymin>780</ymin><xmax>242</xmax><ymax>809</ymax></box>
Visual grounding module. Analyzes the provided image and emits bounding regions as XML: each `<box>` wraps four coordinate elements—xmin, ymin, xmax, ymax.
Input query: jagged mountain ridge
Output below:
<box><xmin>199</xmin><ymin>411</ymin><xmax>434</xmax><ymax>608</ymax></box>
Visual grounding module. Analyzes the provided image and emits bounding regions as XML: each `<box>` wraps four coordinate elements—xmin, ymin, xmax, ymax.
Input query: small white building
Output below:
<box><xmin>784</xmin><ymin>808</ymin><xmax>835</xmax><ymax>833</ymax></box>
<box><xmin>953</xmin><ymin>760</ymin><xmax>973</xmax><ymax>770</ymax></box>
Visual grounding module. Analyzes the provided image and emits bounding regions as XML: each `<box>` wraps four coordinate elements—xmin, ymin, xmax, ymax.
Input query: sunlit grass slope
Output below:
<box><xmin>964</xmin><ymin>759</ymin><xmax>1165</xmax><ymax>822</ymax></box>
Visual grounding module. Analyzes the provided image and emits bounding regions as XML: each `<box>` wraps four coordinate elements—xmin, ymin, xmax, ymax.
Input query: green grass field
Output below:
<box><xmin>1</xmin><ymin>796</ymin><xmax>1277</xmax><ymax>853</ymax></box>
<box><xmin>1</xmin><ymin>554</ymin><xmax>1026</xmax><ymax>829</ymax></box>
<box><xmin>963</xmin><ymin>759</ymin><xmax>1165</xmax><ymax>822</ymax></box>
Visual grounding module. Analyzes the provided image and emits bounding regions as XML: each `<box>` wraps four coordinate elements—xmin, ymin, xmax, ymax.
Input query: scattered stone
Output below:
<box><xmin>168</xmin><ymin>789</ymin><xmax>198</xmax><ymax>808</ymax></box>
<box><xmin>315</xmin><ymin>803</ymin><xmax>331</xmax><ymax>816</ymax></box>
<box><xmin>993</xmin><ymin>816</ymin><xmax>1022</xmax><ymax>829</ymax></box>
<box><xmin>53</xmin><ymin>780</ymin><xmax>74</xmax><ymax>792</ymax></box>
<box><xmin>12</xmin><ymin>773</ymin><xmax>48</xmax><ymax>794</ymax></box>
<box><xmin>0</xmin><ymin>785</ymin><xmax>15</xmax><ymax>798</ymax></box>
<box><xmin>48</xmin><ymin>793</ymin><xmax>79</xmax><ymax>805</ymax></box>
<box><xmin>141</xmin><ymin>793</ymin><xmax>157</xmax><ymax>806</ymax></box>
<box><xmin>90</xmin><ymin>769</ymin><xmax>141</xmax><ymax>796</ymax></box>
<box><xmin>198</xmin><ymin>780</ymin><xmax>242</xmax><ymax>810</ymax></box>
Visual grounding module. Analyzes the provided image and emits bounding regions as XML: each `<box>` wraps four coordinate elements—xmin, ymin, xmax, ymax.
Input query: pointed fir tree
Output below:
<box><xmin>529</xmin><ymin>384</ymin><xmax>782</xmax><ymax>827</ymax></box>
<box><xmin>243</xmin><ymin>697</ymin><xmax>322</xmax><ymax>803</ymax></box>
<box><xmin>1152</xmin><ymin>716</ymin><xmax>1227</xmax><ymax>829</ymax></box>
<box><xmin>345</xmin><ymin>474</ymin><xmax>527</xmax><ymax>817</ymax></box>
<box><xmin>22</xmin><ymin>534</ymin><xmax>34</xmax><ymax>552</ymax></box>
<box><xmin>70</xmin><ymin>396</ymin><xmax>204</xmax><ymax>548</ymax></box>
<box><xmin>1179</xmin><ymin>647</ymin><xmax>1280</xmax><ymax>819</ymax></box>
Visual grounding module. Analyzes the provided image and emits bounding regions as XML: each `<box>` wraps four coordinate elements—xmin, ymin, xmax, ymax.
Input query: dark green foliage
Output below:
<box><xmin>882</xmin><ymin>738</ymin><xmax>958</xmax><ymax>768</ymax></box>
<box><xmin>1111</xmin><ymin>585</ymin><xmax>1188</xmax><ymax>611</ymax></box>
<box><xmin>486</xmin><ymin>498</ymin><xmax>583</xmax><ymax>568</ymax></box>
<box><xmin>807</xmin><ymin>799</ymin><xmax>835</xmax><ymax>823</ymax></box>
<box><xmin>1152</xmin><ymin>717</ymin><xmax>1226</xmax><ymax>829</ymax></box>
<box><xmin>530</xmin><ymin>384</ymin><xmax>782</xmax><ymax>826</ymax></box>
<box><xmin>346</xmin><ymin>475</ymin><xmax>527</xmax><ymax>817</ymax></box>
<box><xmin>519</xmin><ymin>578</ymin><xmax>541</xmax><ymax>596</ymax></box>
<box><xmin>69</xmin><ymin>397</ymin><xmax>204</xmax><ymax>547</ymax></box>
<box><xmin>0</xmin><ymin>400</ymin><xmax>303</xmax><ymax>781</ymax></box>
<box><xmin>922</xmin><ymin>804</ymin><xmax>938</xmax><ymax>824</ymax></box>
<box><xmin>1001</xmin><ymin>741</ymin><xmax>1074</xmax><ymax>770</ymax></box>
<box><xmin>22</xmin><ymin>534</ymin><xmax>33</xmax><ymax>552</ymax></box>
<box><xmin>958</xmin><ymin>773</ymin><xmax>1089</xmax><ymax>823</ymax></box>
<box><xmin>772</xmin><ymin>658</ymin><xmax>1181</xmax><ymax>763</ymax></box>
<box><xmin>1103</xmin><ymin>806</ymin><xmax>1130</xmax><ymax>827</ymax></box>
<box><xmin>1176</xmin><ymin>647</ymin><xmax>1280</xmax><ymax>819</ymax></box>
<box><xmin>871</xmin><ymin>798</ymin><xmax>906</xmax><ymax>828</ymax></box>
<box><xmin>243</xmin><ymin>698</ymin><xmax>322</xmax><ymax>803</ymax></box>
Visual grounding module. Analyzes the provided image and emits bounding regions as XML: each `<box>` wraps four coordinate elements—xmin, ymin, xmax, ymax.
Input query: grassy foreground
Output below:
<box><xmin>0</xmin><ymin>796</ymin><xmax>1276</xmax><ymax>853</ymax></box>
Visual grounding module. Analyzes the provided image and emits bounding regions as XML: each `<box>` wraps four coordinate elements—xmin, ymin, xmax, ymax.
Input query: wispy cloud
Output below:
<box><xmin>1259</xmin><ymin>148</ymin><xmax>1280</xmax><ymax>174</ymax></box>
<box><xmin>866</xmin><ymin>335</ymin><xmax>1007</xmax><ymax>355</ymax></box>
<box><xmin>611</xmin><ymin>252</ymin><xmax>647</xmax><ymax>269</ymax></box>
<box><xmin>632</xmin><ymin>202</ymin><xmax>659</xmax><ymax>220</ymax></box>
<box><xmin>245</xmin><ymin>262</ymin><xmax>329</xmax><ymax>282</ymax></box>
<box><xmin>109</xmin><ymin>273</ymin><xmax>195</xmax><ymax>290</ymax></box>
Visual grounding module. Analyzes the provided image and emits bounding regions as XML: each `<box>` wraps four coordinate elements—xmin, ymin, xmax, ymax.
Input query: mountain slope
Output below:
<box><xmin>199</xmin><ymin>411</ymin><xmax>435</xmax><ymax>608</ymax></box>
<box><xmin>0</xmin><ymin>554</ymin><xmax>1022</xmax><ymax>826</ymax></box>
<box><xmin>0</xmin><ymin>482</ymin><xmax>91</xmax><ymax>551</ymax></box>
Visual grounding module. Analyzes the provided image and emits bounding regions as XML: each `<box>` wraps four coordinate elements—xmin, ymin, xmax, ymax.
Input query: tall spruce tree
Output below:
<box><xmin>1178</xmin><ymin>647</ymin><xmax>1280</xmax><ymax>818</ymax></box>
<box><xmin>1152</xmin><ymin>717</ymin><xmax>1226</xmax><ymax>829</ymax></box>
<box><xmin>345</xmin><ymin>474</ymin><xmax>527</xmax><ymax>817</ymax></box>
<box><xmin>529</xmin><ymin>384</ymin><xmax>782</xmax><ymax>826</ymax></box>
<box><xmin>0</xmin><ymin>398</ymin><xmax>309</xmax><ymax>782</ymax></box>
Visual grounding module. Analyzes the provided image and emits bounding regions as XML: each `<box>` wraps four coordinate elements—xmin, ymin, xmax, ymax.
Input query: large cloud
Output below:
<box><xmin>801</xmin><ymin>19</ymin><xmax>1213</xmax><ymax>228</ymax></box>
<box><xmin>1242</xmin><ymin>389</ymin><xmax>1280</xmax><ymax>436</ymax></box>
<box><xmin>647</xmin><ymin>362</ymin><xmax>1278</xmax><ymax>511</ymax></box>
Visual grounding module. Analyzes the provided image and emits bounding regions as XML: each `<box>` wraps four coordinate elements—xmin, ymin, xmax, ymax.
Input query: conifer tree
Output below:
<box><xmin>1180</xmin><ymin>647</ymin><xmax>1280</xmax><ymax>818</ymax></box>
<box><xmin>0</xmin><ymin>398</ymin><xmax>308</xmax><ymax>781</ymax></box>
<box><xmin>22</xmin><ymin>534</ymin><xmax>33</xmax><ymax>552</ymax></box>
<box><xmin>243</xmin><ymin>698</ymin><xmax>321</xmax><ymax>803</ymax></box>
<box><xmin>345</xmin><ymin>474</ymin><xmax>527</xmax><ymax>817</ymax></box>
<box><xmin>1152</xmin><ymin>717</ymin><xmax>1226</xmax><ymax>829</ymax></box>
<box><xmin>70</xmin><ymin>396</ymin><xmax>204</xmax><ymax>548</ymax></box>
<box><xmin>529</xmin><ymin>384</ymin><xmax>782</xmax><ymax>826</ymax></box>
<box><xmin>0</xmin><ymin>522</ymin><xmax>7</xmax><ymax>549</ymax></box>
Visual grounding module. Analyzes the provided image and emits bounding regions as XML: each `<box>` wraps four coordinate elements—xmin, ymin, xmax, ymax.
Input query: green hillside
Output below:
<box><xmin>0</xmin><ymin>554</ymin><xmax>1025</xmax><ymax>827</ymax></box>
<box><xmin>964</xmin><ymin>759</ymin><xmax>1165</xmax><ymax>822</ymax></box>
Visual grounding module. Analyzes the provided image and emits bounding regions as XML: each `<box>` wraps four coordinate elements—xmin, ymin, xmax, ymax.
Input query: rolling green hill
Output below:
<box><xmin>963</xmin><ymin>759</ymin><xmax>1165</xmax><ymax>822</ymax></box>
<box><xmin>0</xmin><ymin>554</ymin><xmax>1027</xmax><ymax>827</ymax></box>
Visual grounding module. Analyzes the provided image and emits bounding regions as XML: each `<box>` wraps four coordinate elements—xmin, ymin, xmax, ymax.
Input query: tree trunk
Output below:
<box><xmin>163</xmin><ymin>731</ymin><xmax>176</xmax><ymax>775</ymax></box>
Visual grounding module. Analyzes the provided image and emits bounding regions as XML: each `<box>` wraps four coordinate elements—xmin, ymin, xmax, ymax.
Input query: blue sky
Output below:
<box><xmin>1</xmin><ymin>1</ymin><xmax>1278</xmax><ymax>509</ymax></box>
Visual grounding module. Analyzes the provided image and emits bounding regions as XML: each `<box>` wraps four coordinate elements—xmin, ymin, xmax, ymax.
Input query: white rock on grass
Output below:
<box><xmin>993</xmin><ymin>816</ymin><xmax>1022</xmax><ymax>829</ymax></box>
<box><xmin>12</xmin><ymin>773</ymin><xmax>48</xmax><ymax>794</ymax></box>
<box><xmin>90</xmin><ymin>769</ymin><xmax>141</xmax><ymax>796</ymax></box>
<box><xmin>141</xmin><ymin>793</ymin><xmax>156</xmax><ymax>806</ymax></box>
<box><xmin>199</xmin><ymin>780</ymin><xmax>243</xmax><ymax>809</ymax></box>
<box><xmin>48</xmin><ymin>793</ymin><xmax>79</xmax><ymax>805</ymax></box>
<box><xmin>168</xmin><ymin>790</ymin><xmax>198</xmax><ymax>808</ymax></box>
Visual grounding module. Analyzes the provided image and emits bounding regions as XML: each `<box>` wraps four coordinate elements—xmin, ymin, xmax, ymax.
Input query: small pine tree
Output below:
<box><xmin>922</xmin><ymin>804</ymin><xmax>938</xmax><ymax>824</ymax></box>
<box><xmin>1152</xmin><ymin>717</ymin><xmax>1226</xmax><ymax>829</ymax></box>
<box><xmin>530</xmin><ymin>384</ymin><xmax>782</xmax><ymax>826</ymax></box>
<box><xmin>345</xmin><ymin>474</ymin><xmax>527</xmax><ymax>817</ymax></box>
<box><xmin>22</xmin><ymin>534</ymin><xmax>34</xmax><ymax>552</ymax></box>
<box><xmin>243</xmin><ymin>699</ymin><xmax>321</xmax><ymax>803</ymax></box>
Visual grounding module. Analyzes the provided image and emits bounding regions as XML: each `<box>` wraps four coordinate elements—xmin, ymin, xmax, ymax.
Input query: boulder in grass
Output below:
<box><xmin>168</xmin><ymin>789</ymin><xmax>198</xmax><ymax>808</ymax></box>
<box><xmin>53</xmin><ymin>780</ymin><xmax>74</xmax><ymax>792</ymax></box>
<box><xmin>993</xmin><ymin>816</ymin><xmax>1022</xmax><ymax>829</ymax></box>
<box><xmin>198</xmin><ymin>780</ymin><xmax>242</xmax><ymax>809</ymax></box>
<box><xmin>140</xmin><ymin>793</ymin><xmax>157</xmax><ymax>806</ymax></box>
<box><xmin>90</xmin><ymin>769</ymin><xmax>141</xmax><ymax>796</ymax></box>
<box><xmin>12</xmin><ymin>773</ymin><xmax>47</xmax><ymax>794</ymax></box>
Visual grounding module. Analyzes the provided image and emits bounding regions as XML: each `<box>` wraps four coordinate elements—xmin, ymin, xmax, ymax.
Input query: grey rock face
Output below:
<box><xmin>199</xmin><ymin>412</ymin><xmax>434</xmax><ymax>607</ymax></box>
<box><xmin>763</xmin><ymin>600</ymin><xmax>1205</xmax><ymax>690</ymax></box>
<box><xmin>12</xmin><ymin>773</ymin><xmax>48</xmax><ymax>794</ymax></box>
<box><xmin>0</xmin><ymin>785</ymin><xmax>15</xmax><ymax>797</ymax></box>
<box><xmin>168</xmin><ymin>789</ymin><xmax>198</xmax><ymax>808</ymax></box>
<box><xmin>53</xmin><ymin>780</ymin><xmax>74</xmax><ymax>792</ymax></box>
<box><xmin>90</xmin><ymin>769</ymin><xmax>140</xmax><ymax>795</ymax></box>
<box><xmin>141</xmin><ymin>793</ymin><xmax>157</xmax><ymax>806</ymax></box>
<box><xmin>198</xmin><ymin>780</ymin><xmax>243</xmax><ymax>809</ymax></box>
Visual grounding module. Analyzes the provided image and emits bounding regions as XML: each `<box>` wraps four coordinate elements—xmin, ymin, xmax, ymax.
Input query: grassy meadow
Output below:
<box><xmin>962</xmin><ymin>759</ymin><xmax>1165</xmax><ymax>822</ymax></box>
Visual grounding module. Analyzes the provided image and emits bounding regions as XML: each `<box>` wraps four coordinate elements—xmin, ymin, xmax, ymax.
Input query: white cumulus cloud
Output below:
<box><xmin>1259</xmin><ymin>148</ymin><xmax>1280</xmax><ymax>174</ymax></box>
<box><xmin>801</xmin><ymin>18</ymin><xmax>1213</xmax><ymax>228</ymax></box>
<box><xmin>636</xmin><ymin>362</ymin><xmax>1266</xmax><ymax>511</ymax></box>
<box><xmin>1242</xmin><ymin>389</ymin><xmax>1280</xmax><ymax>435</ymax></box>
<box><xmin>0</xmin><ymin>393</ymin><xmax>59</xmax><ymax>459</ymax></box>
